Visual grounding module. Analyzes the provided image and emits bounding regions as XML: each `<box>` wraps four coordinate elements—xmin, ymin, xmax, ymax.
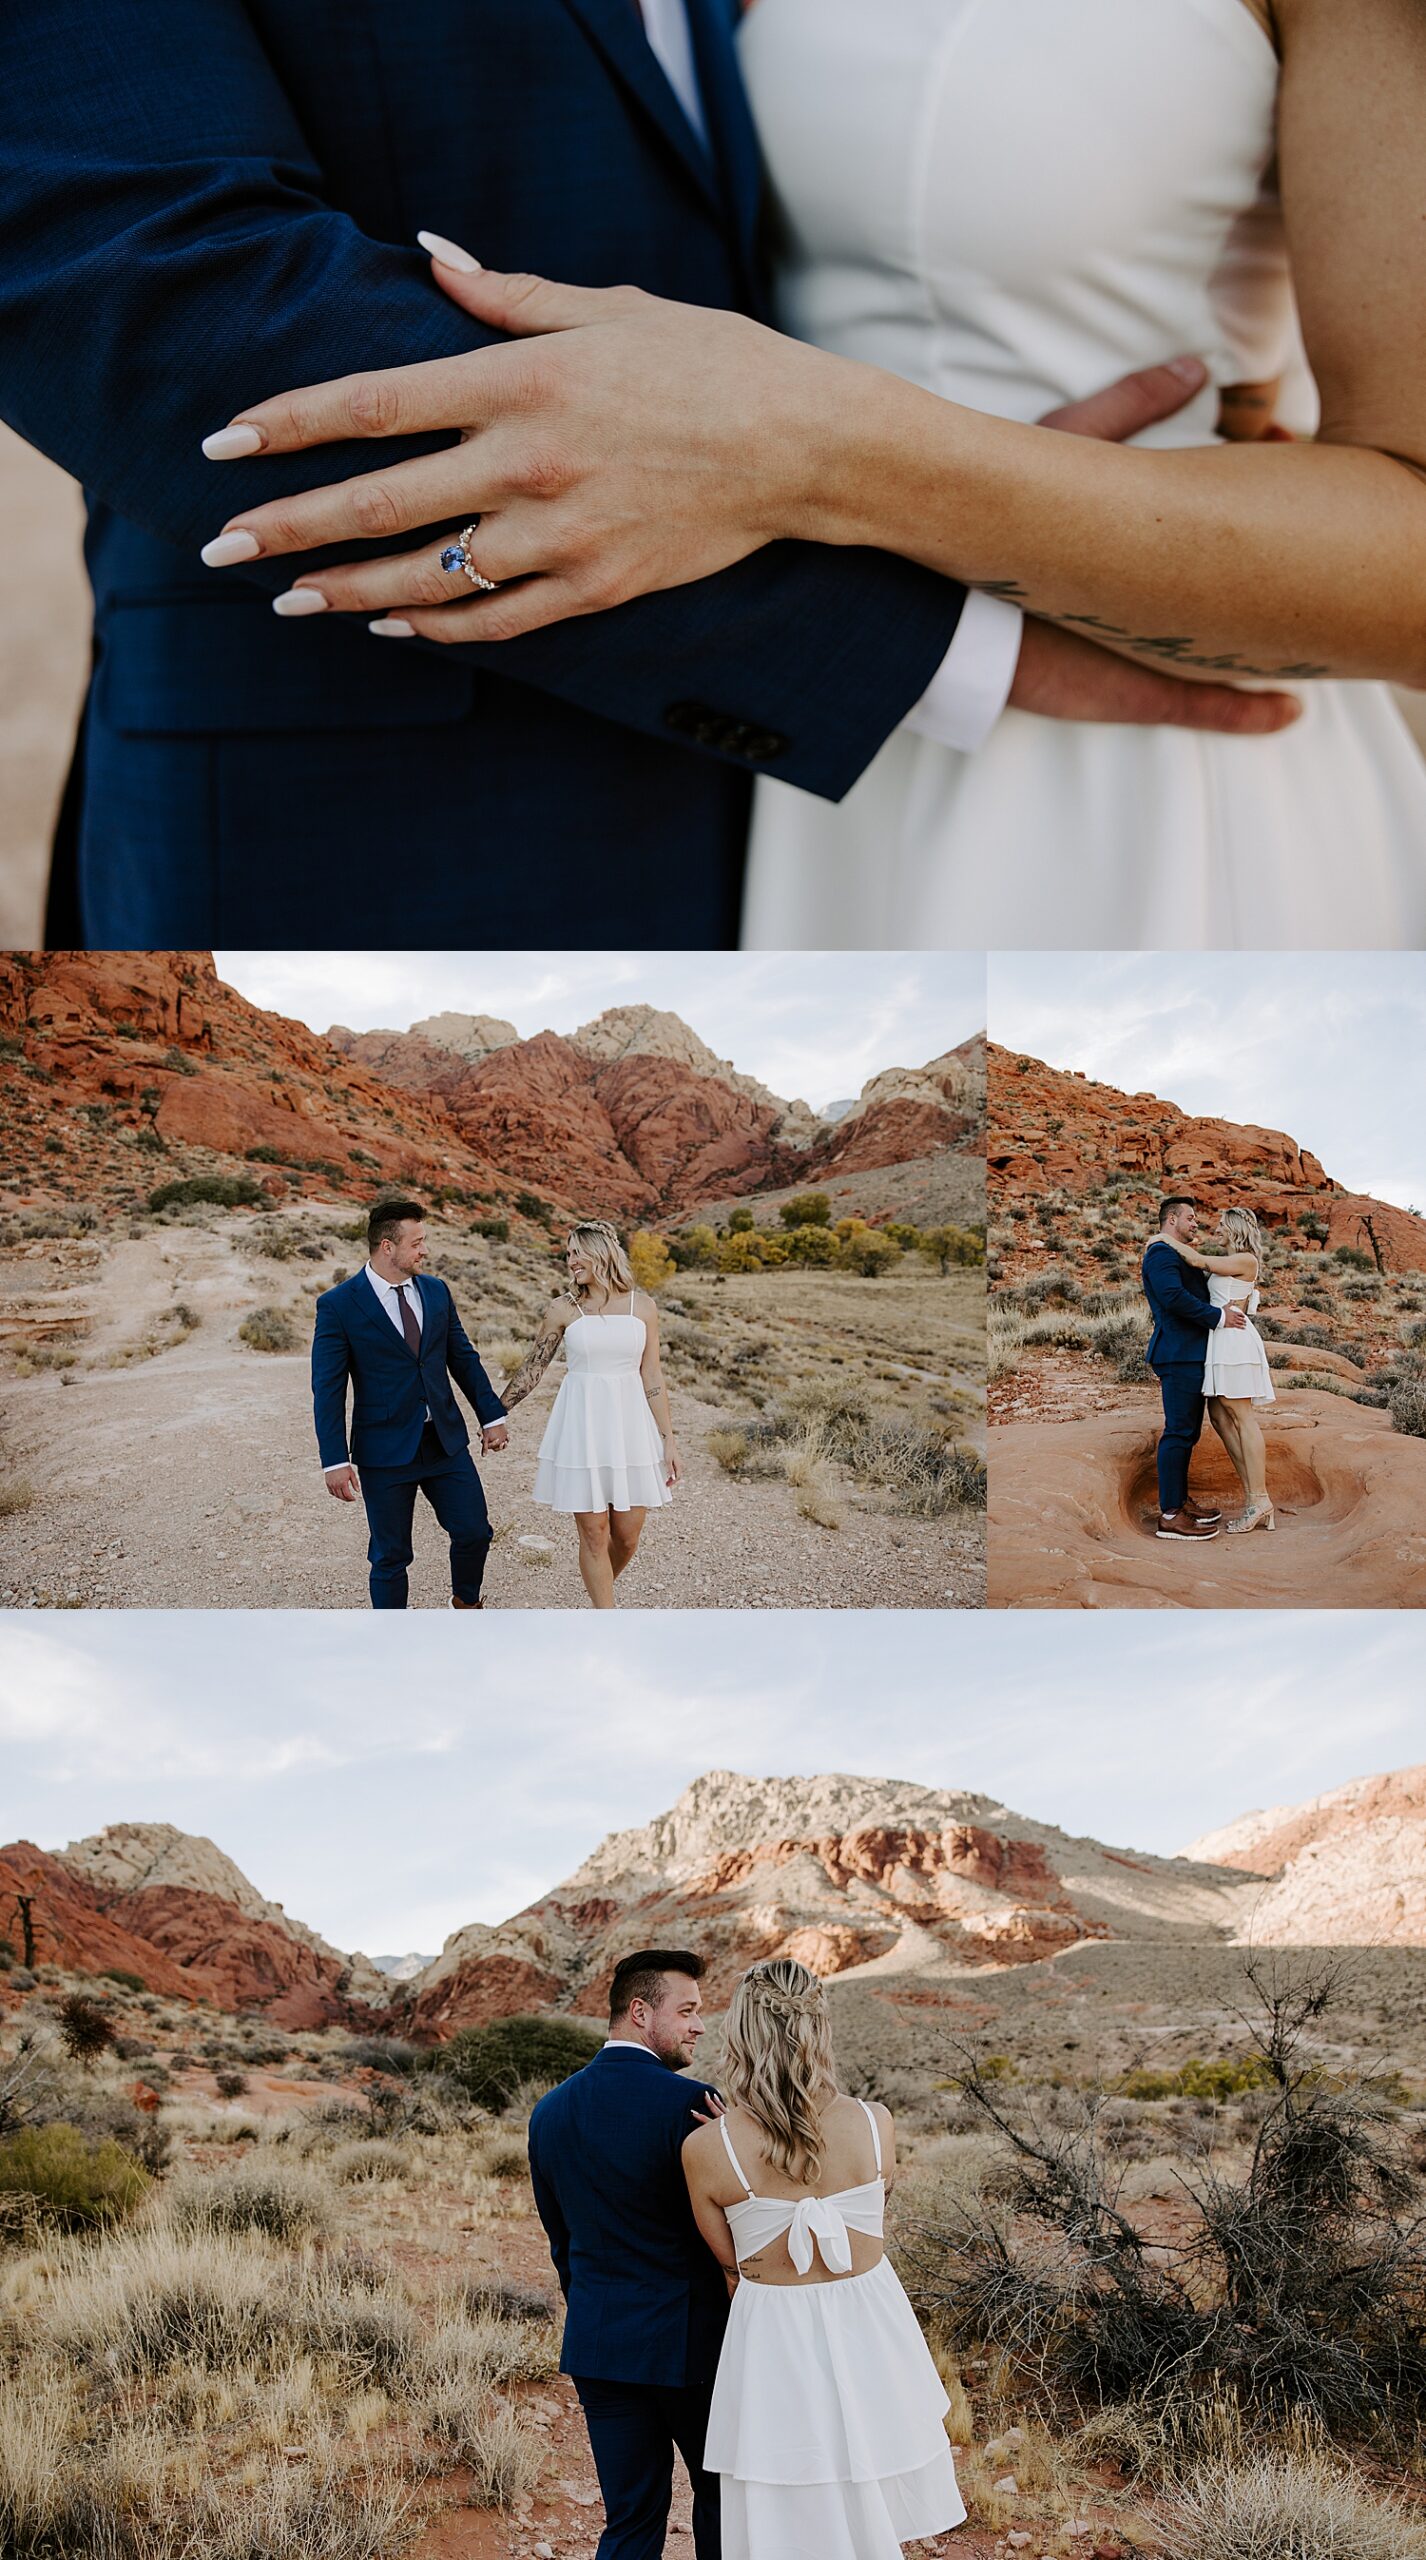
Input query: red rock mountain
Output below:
<box><xmin>0</xmin><ymin>1825</ymin><xmax>389</xmax><ymax>2031</ymax></box>
<box><xmin>400</xmin><ymin>1768</ymin><xmax>1264</xmax><ymax>2037</ymax></box>
<box><xmin>0</xmin><ymin>955</ymin><xmax>978</xmax><ymax>1227</ymax></box>
<box><xmin>989</xmin><ymin>1042</ymin><xmax>1426</xmax><ymax>1274</ymax></box>
<box><xmin>327</xmin><ymin>1010</ymin><xmax>984</xmax><ymax>1223</ymax></box>
<box><xmin>7</xmin><ymin>1764</ymin><xmax>1417</xmax><ymax>2038</ymax></box>
<box><xmin>0</xmin><ymin>952</ymin><xmax>510</xmax><ymax>1217</ymax></box>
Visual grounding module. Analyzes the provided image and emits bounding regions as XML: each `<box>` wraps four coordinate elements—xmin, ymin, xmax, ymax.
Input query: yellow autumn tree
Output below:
<box><xmin>628</xmin><ymin>1229</ymin><xmax>677</xmax><ymax>1292</ymax></box>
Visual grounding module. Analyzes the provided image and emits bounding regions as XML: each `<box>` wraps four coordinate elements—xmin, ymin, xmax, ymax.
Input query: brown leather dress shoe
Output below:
<box><xmin>1182</xmin><ymin>1496</ymin><xmax>1223</xmax><ymax>1524</ymax></box>
<box><xmin>1156</xmin><ymin>1509</ymin><xmax>1220</xmax><ymax>1540</ymax></box>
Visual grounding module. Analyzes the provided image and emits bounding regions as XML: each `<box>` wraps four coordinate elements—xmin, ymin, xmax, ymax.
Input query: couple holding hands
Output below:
<box><xmin>312</xmin><ymin>1200</ymin><xmax>679</xmax><ymax>1610</ymax></box>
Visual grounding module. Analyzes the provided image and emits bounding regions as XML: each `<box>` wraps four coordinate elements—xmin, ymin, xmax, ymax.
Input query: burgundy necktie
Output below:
<box><xmin>397</xmin><ymin>1284</ymin><xmax>421</xmax><ymax>1358</ymax></box>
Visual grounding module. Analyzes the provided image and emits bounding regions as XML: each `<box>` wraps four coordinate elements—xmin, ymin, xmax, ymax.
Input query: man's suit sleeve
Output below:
<box><xmin>311</xmin><ymin>1298</ymin><xmax>354</xmax><ymax>1469</ymax></box>
<box><xmin>443</xmin><ymin>1291</ymin><xmax>507</xmax><ymax>1428</ymax></box>
<box><xmin>1144</xmin><ymin>1247</ymin><xmax>1223</xmax><ymax>1333</ymax></box>
<box><xmin>0</xmin><ymin>0</ymin><xmax>963</xmax><ymax>805</ymax></box>
<box><xmin>527</xmin><ymin>2121</ymin><xmax>573</xmax><ymax>2299</ymax></box>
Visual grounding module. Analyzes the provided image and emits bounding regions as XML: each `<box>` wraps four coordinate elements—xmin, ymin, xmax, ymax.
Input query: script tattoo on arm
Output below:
<box><xmin>501</xmin><ymin>1316</ymin><xmax>565</xmax><ymax>1411</ymax></box>
<box><xmin>976</xmin><ymin>583</ymin><xmax>1329</xmax><ymax>678</ymax></box>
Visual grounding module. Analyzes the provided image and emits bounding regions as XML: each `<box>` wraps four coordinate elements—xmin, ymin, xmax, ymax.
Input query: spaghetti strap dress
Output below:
<box><xmin>532</xmin><ymin>1293</ymin><xmax>673</xmax><ymax>1512</ymax></box>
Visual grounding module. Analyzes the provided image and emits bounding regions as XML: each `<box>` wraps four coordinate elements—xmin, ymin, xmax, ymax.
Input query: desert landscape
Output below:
<box><xmin>985</xmin><ymin>1042</ymin><xmax>1426</xmax><ymax>1610</ymax></box>
<box><xmin>3</xmin><ymin>1762</ymin><xmax>1425</xmax><ymax>2560</ymax></box>
<box><xmin>0</xmin><ymin>955</ymin><xmax>985</xmax><ymax>1609</ymax></box>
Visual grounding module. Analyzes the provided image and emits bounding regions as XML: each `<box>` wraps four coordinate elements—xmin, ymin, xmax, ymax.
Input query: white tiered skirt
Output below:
<box><xmin>1202</xmin><ymin>1319</ymin><xmax>1277</xmax><ymax>1404</ymax></box>
<box><xmin>706</xmin><ymin>2258</ymin><xmax>966</xmax><ymax>2559</ymax></box>
<box><xmin>532</xmin><ymin>1372</ymin><xmax>673</xmax><ymax>1512</ymax></box>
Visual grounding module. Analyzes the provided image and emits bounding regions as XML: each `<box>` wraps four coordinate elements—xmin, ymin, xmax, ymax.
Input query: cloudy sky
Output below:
<box><xmin>990</xmin><ymin>952</ymin><xmax>1426</xmax><ymax>1210</ymax></box>
<box><xmin>3</xmin><ymin>1613</ymin><xmax>1418</xmax><ymax>1959</ymax></box>
<box><xmin>214</xmin><ymin>951</ymin><xmax>985</xmax><ymax>1118</ymax></box>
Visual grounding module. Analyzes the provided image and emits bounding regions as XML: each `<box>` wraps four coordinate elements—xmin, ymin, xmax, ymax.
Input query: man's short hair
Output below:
<box><xmin>368</xmin><ymin>1197</ymin><xmax>425</xmax><ymax>1254</ymax></box>
<box><xmin>609</xmin><ymin>1948</ymin><xmax>704</xmax><ymax>2022</ymax></box>
<box><xmin>1159</xmin><ymin>1195</ymin><xmax>1197</xmax><ymax>1226</ymax></box>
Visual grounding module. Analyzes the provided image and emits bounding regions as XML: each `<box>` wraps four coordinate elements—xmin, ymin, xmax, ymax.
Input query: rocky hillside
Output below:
<box><xmin>7</xmin><ymin>1762</ymin><xmax>1418</xmax><ymax>2039</ymax></box>
<box><xmin>989</xmin><ymin>1041</ymin><xmax>1426</xmax><ymax>1277</ymax></box>
<box><xmin>0</xmin><ymin>951</ymin><xmax>512</xmax><ymax>1218</ymax></box>
<box><xmin>0</xmin><ymin>1824</ymin><xmax>393</xmax><ymax>2030</ymax></box>
<box><xmin>0</xmin><ymin>956</ymin><xmax>978</xmax><ymax>1231</ymax></box>
<box><xmin>327</xmin><ymin>1010</ymin><xmax>983</xmax><ymax>1225</ymax></box>
<box><xmin>1183</xmin><ymin>1764</ymin><xmax>1426</xmax><ymax>1946</ymax></box>
<box><xmin>401</xmin><ymin>1768</ymin><xmax>1264</xmax><ymax>2035</ymax></box>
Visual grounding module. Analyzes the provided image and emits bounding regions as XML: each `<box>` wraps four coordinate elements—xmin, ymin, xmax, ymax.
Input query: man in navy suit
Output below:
<box><xmin>0</xmin><ymin>0</ymin><xmax>1293</xmax><ymax>948</ymax></box>
<box><xmin>528</xmin><ymin>1949</ymin><xmax>728</xmax><ymax>2560</ymax></box>
<box><xmin>311</xmin><ymin>1196</ymin><xmax>508</xmax><ymax>1609</ymax></box>
<box><xmin>1141</xmin><ymin>1196</ymin><xmax>1246</xmax><ymax>1544</ymax></box>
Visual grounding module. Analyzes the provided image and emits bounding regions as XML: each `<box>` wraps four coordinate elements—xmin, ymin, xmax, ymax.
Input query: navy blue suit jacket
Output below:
<box><xmin>0</xmin><ymin>0</ymin><xmax>966</xmax><ymax>931</ymax></box>
<box><xmin>1141</xmin><ymin>1239</ymin><xmax>1224</xmax><ymax>1373</ymax></box>
<box><xmin>528</xmin><ymin>2044</ymin><xmax>729</xmax><ymax>2389</ymax></box>
<box><xmin>311</xmin><ymin>1269</ymin><xmax>505</xmax><ymax>1471</ymax></box>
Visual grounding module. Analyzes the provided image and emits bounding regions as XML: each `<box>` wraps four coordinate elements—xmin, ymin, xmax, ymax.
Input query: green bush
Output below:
<box><xmin>471</xmin><ymin>1217</ymin><xmax>509</xmax><ymax>1241</ymax></box>
<box><xmin>1332</xmin><ymin>1244</ymin><xmax>1375</xmax><ymax>1271</ymax></box>
<box><xmin>1119</xmin><ymin>2055</ymin><xmax>1274</xmax><ymax>2104</ymax></box>
<box><xmin>437</xmin><ymin>2016</ymin><xmax>603</xmax><ymax>2113</ymax></box>
<box><xmin>100</xmin><ymin>1969</ymin><xmax>147</xmax><ymax>1994</ymax></box>
<box><xmin>0</xmin><ymin>2122</ymin><xmax>150</xmax><ymax>2227</ymax></box>
<box><xmin>783</xmin><ymin>1223</ymin><xmax>841</xmax><ymax>1266</ymax></box>
<box><xmin>779</xmin><ymin>1191</ymin><xmax>831</xmax><ymax>1229</ymax></box>
<box><xmin>513</xmin><ymin>1191</ymin><xmax>552</xmax><ymax>1225</ymax></box>
<box><xmin>147</xmin><ymin>1174</ymin><xmax>263</xmax><ymax>1212</ymax></box>
<box><xmin>238</xmin><ymin>1305</ymin><xmax>298</xmax><ymax>1354</ymax></box>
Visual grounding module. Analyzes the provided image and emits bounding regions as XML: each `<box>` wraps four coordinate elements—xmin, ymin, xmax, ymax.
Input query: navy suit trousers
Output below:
<box><xmin>358</xmin><ymin>1423</ymin><xmax>491</xmax><ymax>1610</ymax></box>
<box><xmin>1154</xmin><ymin>1363</ymin><xmax>1206</xmax><ymax>1515</ymax></box>
<box><xmin>573</xmin><ymin>2376</ymin><xmax>721</xmax><ymax>2560</ymax></box>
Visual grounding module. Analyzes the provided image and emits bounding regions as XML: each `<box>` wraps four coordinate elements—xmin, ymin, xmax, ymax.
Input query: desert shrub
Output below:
<box><xmin>1385</xmin><ymin>1376</ymin><xmax>1426</xmax><ymax>1438</ymax></box>
<box><xmin>338</xmin><ymin>2034</ymin><xmax>419</xmax><ymax>2076</ymax></box>
<box><xmin>780</xmin><ymin>1192</ymin><xmax>831</xmax><ymax>1228</ymax></box>
<box><xmin>164</xmin><ymin>2160</ymin><xmax>334</xmax><ymax>2242</ymax></box>
<box><xmin>901</xmin><ymin>1966</ymin><xmax>1426</xmax><ymax>2442</ymax></box>
<box><xmin>1158</xmin><ymin>2448</ymin><xmax>1426</xmax><ymax>2559</ymax></box>
<box><xmin>628</xmin><ymin>1229</ymin><xmax>675</xmax><ymax>1292</ymax></box>
<box><xmin>1119</xmin><ymin>2057</ymin><xmax>1274</xmax><ymax>2105</ymax></box>
<box><xmin>1332</xmin><ymin>1245</ymin><xmax>1376</xmax><ymax>1271</ymax></box>
<box><xmin>180</xmin><ymin>2461</ymin><xmax>414</xmax><ymax>2560</ymax></box>
<box><xmin>436</xmin><ymin>2016</ymin><xmax>603</xmax><ymax>2113</ymax></box>
<box><xmin>512</xmin><ymin>1190</ymin><xmax>551</xmax><ymax>1225</ymax></box>
<box><xmin>782</xmin><ymin>1222</ymin><xmax>841</xmax><ymax>1266</ymax></box>
<box><xmin>462</xmin><ymin>2275</ymin><xmax>554</xmax><ymax>2325</ymax></box>
<box><xmin>147</xmin><ymin>1174</ymin><xmax>262</xmax><ymax>1213</ymax></box>
<box><xmin>213</xmin><ymin>2068</ymin><xmax>247</xmax><ymax>2099</ymax></box>
<box><xmin>328</xmin><ymin>2139</ymin><xmax>408</xmax><ymax>2185</ymax></box>
<box><xmin>238</xmin><ymin>1304</ymin><xmax>297</xmax><ymax>1353</ymax></box>
<box><xmin>57</xmin><ymin>1996</ymin><xmax>117</xmax><ymax>2066</ymax></box>
<box><xmin>99</xmin><ymin>1970</ymin><xmax>146</xmax><ymax>1995</ymax></box>
<box><xmin>839</xmin><ymin>1225</ymin><xmax>902</xmax><ymax>1277</ymax></box>
<box><xmin>0</xmin><ymin>2124</ymin><xmax>149</xmax><ymax>2229</ymax></box>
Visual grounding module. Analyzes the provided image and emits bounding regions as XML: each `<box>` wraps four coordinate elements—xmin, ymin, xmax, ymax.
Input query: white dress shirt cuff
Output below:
<box><xmin>901</xmin><ymin>589</ymin><xmax>1023</xmax><ymax>755</ymax></box>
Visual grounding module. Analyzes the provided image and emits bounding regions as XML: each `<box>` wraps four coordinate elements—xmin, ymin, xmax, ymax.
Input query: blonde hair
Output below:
<box><xmin>1219</xmin><ymin>1206</ymin><xmax>1263</xmax><ymax>1271</ymax></box>
<box><xmin>567</xmin><ymin>1220</ymin><xmax>634</xmax><ymax>1300</ymax></box>
<box><xmin>723</xmin><ymin>1959</ymin><xmax>836</xmax><ymax>2185</ymax></box>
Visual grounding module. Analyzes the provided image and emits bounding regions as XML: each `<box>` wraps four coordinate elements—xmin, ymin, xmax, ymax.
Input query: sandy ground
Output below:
<box><xmin>4</xmin><ymin>427</ymin><xmax>1426</xmax><ymax>945</ymax></box>
<box><xmin>0</xmin><ymin>1221</ymin><xmax>984</xmax><ymax>1609</ymax></box>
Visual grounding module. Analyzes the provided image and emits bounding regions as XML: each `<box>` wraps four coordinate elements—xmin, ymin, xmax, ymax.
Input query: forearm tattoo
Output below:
<box><xmin>501</xmin><ymin>1328</ymin><xmax>561</xmax><ymax>1411</ymax></box>
<box><xmin>979</xmin><ymin>582</ymin><xmax>1329</xmax><ymax>679</ymax></box>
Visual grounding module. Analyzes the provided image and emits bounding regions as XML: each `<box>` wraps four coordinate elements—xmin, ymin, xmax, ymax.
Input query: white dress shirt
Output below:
<box><xmin>642</xmin><ymin>0</ymin><xmax>1020</xmax><ymax>751</ymax></box>
<box><xmin>321</xmin><ymin>1263</ymin><xmax>426</xmax><ymax>1474</ymax></box>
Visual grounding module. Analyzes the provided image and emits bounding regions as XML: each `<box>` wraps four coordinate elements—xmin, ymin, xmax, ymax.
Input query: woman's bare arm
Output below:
<box><xmin>638</xmin><ymin>1297</ymin><xmax>680</xmax><ymax>1468</ymax></box>
<box><xmin>1165</xmin><ymin>1238</ymin><xmax>1259</xmax><ymax>1278</ymax></box>
<box><xmin>501</xmin><ymin>1301</ymin><xmax>571</xmax><ymax>1411</ymax></box>
<box><xmin>683</xmin><ymin>2129</ymin><xmax>740</xmax><ymax>2287</ymax></box>
<box><xmin>806</xmin><ymin>0</ymin><xmax>1426</xmax><ymax>685</ymax></box>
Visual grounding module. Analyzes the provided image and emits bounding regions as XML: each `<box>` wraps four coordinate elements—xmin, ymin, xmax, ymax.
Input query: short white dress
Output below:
<box><xmin>706</xmin><ymin>2104</ymin><xmax>966</xmax><ymax>2560</ymax></box>
<box><xmin>532</xmin><ymin>1293</ymin><xmax>673</xmax><ymax>1513</ymax></box>
<box><xmin>1202</xmin><ymin>1272</ymin><xmax>1276</xmax><ymax>1403</ymax></box>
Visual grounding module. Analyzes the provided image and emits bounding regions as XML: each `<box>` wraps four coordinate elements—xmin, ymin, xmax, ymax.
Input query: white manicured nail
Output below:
<box><xmin>417</xmin><ymin>230</ymin><xmax>482</xmax><ymax>274</ymax></box>
<box><xmin>369</xmin><ymin>617</ymin><xmax>415</xmax><ymax>639</ymax></box>
<box><xmin>202</xmin><ymin>423</ymin><xmax>265</xmax><ymax>459</ymax></box>
<box><xmin>273</xmin><ymin>589</ymin><xmax>329</xmax><ymax>617</ymax></box>
<box><xmin>201</xmin><ymin>529</ymin><xmax>261</xmax><ymax>567</ymax></box>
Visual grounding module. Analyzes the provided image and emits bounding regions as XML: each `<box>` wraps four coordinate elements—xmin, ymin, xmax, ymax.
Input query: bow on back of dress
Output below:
<box><xmin>784</xmin><ymin>2195</ymin><xmax>854</xmax><ymax>2276</ymax></box>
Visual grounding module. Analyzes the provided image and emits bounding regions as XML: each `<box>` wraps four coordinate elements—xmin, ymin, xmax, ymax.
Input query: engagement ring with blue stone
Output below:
<box><xmin>440</xmin><ymin>523</ymin><xmax>499</xmax><ymax>591</ymax></box>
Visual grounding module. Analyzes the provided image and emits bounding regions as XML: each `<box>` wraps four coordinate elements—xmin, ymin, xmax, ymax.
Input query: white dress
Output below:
<box><xmin>706</xmin><ymin>2104</ymin><xmax>966</xmax><ymax>2560</ymax></box>
<box><xmin>532</xmin><ymin>1294</ymin><xmax>673</xmax><ymax>1512</ymax></box>
<box><xmin>738</xmin><ymin>0</ymin><xmax>1426</xmax><ymax>950</ymax></box>
<box><xmin>1201</xmin><ymin>1271</ymin><xmax>1276</xmax><ymax>1402</ymax></box>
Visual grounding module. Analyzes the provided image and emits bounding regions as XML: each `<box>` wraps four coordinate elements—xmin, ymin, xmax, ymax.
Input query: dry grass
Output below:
<box><xmin>1158</xmin><ymin>2449</ymin><xmax>1426</xmax><ymax>2559</ymax></box>
<box><xmin>0</xmin><ymin>1476</ymin><xmax>36</xmax><ymax>1516</ymax></box>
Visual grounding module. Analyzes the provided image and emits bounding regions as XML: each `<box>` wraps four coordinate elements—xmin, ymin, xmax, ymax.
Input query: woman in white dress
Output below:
<box><xmin>500</xmin><ymin>1220</ymin><xmax>680</xmax><ymax>1608</ymax></box>
<box><xmin>683</xmin><ymin>1959</ymin><xmax>965</xmax><ymax>2560</ymax></box>
<box><xmin>204</xmin><ymin>0</ymin><xmax>1426</xmax><ymax>948</ymax></box>
<box><xmin>1157</xmin><ymin>1206</ymin><xmax>1277</xmax><ymax>1532</ymax></box>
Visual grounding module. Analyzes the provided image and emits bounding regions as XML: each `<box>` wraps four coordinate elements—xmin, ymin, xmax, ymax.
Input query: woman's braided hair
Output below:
<box><xmin>723</xmin><ymin>1957</ymin><xmax>836</xmax><ymax>2185</ymax></box>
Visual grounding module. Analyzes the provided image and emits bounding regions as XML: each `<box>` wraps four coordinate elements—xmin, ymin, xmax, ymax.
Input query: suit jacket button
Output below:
<box><xmin>727</xmin><ymin>722</ymin><xmax>788</xmax><ymax>764</ymax></box>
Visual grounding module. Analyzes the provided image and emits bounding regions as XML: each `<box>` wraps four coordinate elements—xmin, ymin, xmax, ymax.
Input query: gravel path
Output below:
<box><xmin>0</xmin><ymin>1223</ymin><xmax>983</xmax><ymax>1610</ymax></box>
